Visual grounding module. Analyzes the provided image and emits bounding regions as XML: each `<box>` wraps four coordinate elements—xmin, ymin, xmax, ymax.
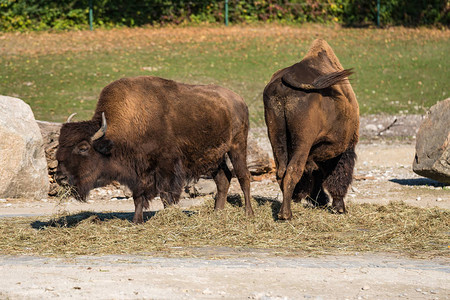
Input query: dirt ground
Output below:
<box><xmin>0</xmin><ymin>253</ymin><xmax>448</xmax><ymax>300</ymax></box>
<box><xmin>0</xmin><ymin>115</ymin><xmax>449</xmax><ymax>299</ymax></box>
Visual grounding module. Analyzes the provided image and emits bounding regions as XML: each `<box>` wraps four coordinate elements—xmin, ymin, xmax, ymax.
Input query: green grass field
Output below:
<box><xmin>1</xmin><ymin>24</ymin><xmax>449</xmax><ymax>125</ymax></box>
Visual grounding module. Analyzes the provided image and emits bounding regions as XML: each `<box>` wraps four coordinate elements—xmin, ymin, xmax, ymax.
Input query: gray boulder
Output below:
<box><xmin>0</xmin><ymin>96</ymin><xmax>49</xmax><ymax>199</ymax></box>
<box><xmin>413</xmin><ymin>98</ymin><xmax>450</xmax><ymax>184</ymax></box>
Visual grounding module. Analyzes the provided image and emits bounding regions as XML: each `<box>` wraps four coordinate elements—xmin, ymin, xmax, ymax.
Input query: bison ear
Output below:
<box><xmin>93</xmin><ymin>138</ymin><xmax>114</xmax><ymax>156</ymax></box>
<box><xmin>73</xmin><ymin>141</ymin><xmax>91</xmax><ymax>156</ymax></box>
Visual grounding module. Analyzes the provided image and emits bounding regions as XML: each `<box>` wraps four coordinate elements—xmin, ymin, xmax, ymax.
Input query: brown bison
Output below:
<box><xmin>263</xmin><ymin>39</ymin><xmax>359</xmax><ymax>220</ymax></box>
<box><xmin>56</xmin><ymin>76</ymin><xmax>254</xmax><ymax>223</ymax></box>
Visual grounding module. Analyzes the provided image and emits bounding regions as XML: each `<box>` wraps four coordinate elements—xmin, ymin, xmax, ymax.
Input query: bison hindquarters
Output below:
<box><xmin>263</xmin><ymin>44</ymin><xmax>359</xmax><ymax>220</ymax></box>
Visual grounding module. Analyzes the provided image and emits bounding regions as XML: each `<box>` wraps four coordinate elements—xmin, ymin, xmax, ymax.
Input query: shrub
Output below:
<box><xmin>0</xmin><ymin>0</ymin><xmax>448</xmax><ymax>31</ymax></box>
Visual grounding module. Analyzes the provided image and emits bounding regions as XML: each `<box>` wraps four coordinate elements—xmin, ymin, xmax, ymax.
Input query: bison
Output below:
<box><xmin>56</xmin><ymin>76</ymin><xmax>254</xmax><ymax>223</ymax></box>
<box><xmin>263</xmin><ymin>39</ymin><xmax>359</xmax><ymax>220</ymax></box>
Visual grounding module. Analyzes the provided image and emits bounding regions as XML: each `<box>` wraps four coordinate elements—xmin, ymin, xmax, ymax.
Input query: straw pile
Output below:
<box><xmin>0</xmin><ymin>198</ymin><xmax>448</xmax><ymax>258</ymax></box>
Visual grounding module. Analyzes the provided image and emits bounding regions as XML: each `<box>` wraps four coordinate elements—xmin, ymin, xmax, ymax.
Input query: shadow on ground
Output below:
<box><xmin>30</xmin><ymin>193</ymin><xmax>345</xmax><ymax>229</ymax></box>
<box><xmin>31</xmin><ymin>210</ymin><xmax>196</xmax><ymax>229</ymax></box>
<box><xmin>390</xmin><ymin>178</ymin><xmax>448</xmax><ymax>187</ymax></box>
<box><xmin>226</xmin><ymin>193</ymin><xmax>282</xmax><ymax>220</ymax></box>
<box><xmin>254</xmin><ymin>196</ymin><xmax>282</xmax><ymax>219</ymax></box>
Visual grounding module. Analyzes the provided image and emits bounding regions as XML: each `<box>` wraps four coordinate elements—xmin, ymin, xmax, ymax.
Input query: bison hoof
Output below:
<box><xmin>245</xmin><ymin>208</ymin><xmax>255</xmax><ymax>217</ymax></box>
<box><xmin>132</xmin><ymin>215</ymin><xmax>144</xmax><ymax>224</ymax></box>
<box><xmin>331</xmin><ymin>206</ymin><xmax>346</xmax><ymax>214</ymax></box>
<box><xmin>277</xmin><ymin>211</ymin><xmax>292</xmax><ymax>221</ymax></box>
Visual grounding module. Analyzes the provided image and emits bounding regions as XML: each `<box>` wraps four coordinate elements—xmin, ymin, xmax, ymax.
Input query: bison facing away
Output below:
<box><xmin>56</xmin><ymin>76</ymin><xmax>254</xmax><ymax>223</ymax></box>
<box><xmin>263</xmin><ymin>39</ymin><xmax>359</xmax><ymax>220</ymax></box>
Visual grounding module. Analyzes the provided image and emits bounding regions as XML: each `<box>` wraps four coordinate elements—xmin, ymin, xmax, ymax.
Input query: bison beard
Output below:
<box><xmin>56</xmin><ymin>76</ymin><xmax>254</xmax><ymax>223</ymax></box>
<box><xmin>263</xmin><ymin>39</ymin><xmax>360</xmax><ymax>220</ymax></box>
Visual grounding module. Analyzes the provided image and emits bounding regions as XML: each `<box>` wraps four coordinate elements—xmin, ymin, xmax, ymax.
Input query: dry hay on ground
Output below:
<box><xmin>0</xmin><ymin>199</ymin><xmax>448</xmax><ymax>258</ymax></box>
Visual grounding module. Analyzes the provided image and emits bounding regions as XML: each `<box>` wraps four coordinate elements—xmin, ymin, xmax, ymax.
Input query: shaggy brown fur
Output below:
<box><xmin>56</xmin><ymin>76</ymin><xmax>254</xmax><ymax>223</ymax></box>
<box><xmin>263</xmin><ymin>39</ymin><xmax>359</xmax><ymax>220</ymax></box>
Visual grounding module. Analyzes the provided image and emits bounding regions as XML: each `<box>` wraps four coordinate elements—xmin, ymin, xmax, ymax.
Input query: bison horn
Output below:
<box><xmin>66</xmin><ymin>113</ymin><xmax>77</xmax><ymax>123</ymax></box>
<box><xmin>91</xmin><ymin>112</ymin><xmax>107</xmax><ymax>141</ymax></box>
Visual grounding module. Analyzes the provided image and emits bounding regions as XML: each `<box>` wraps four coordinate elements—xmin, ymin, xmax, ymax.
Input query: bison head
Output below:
<box><xmin>55</xmin><ymin>112</ymin><xmax>113</xmax><ymax>201</ymax></box>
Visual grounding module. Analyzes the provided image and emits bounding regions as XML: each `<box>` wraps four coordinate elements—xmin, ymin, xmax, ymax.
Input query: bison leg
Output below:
<box><xmin>292</xmin><ymin>171</ymin><xmax>314</xmax><ymax>202</ymax></box>
<box><xmin>132</xmin><ymin>195</ymin><xmax>145</xmax><ymax>224</ymax></box>
<box><xmin>229</xmin><ymin>146</ymin><xmax>254</xmax><ymax>217</ymax></box>
<box><xmin>308</xmin><ymin>171</ymin><xmax>330</xmax><ymax>207</ymax></box>
<box><xmin>322</xmin><ymin>147</ymin><xmax>357</xmax><ymax>214</ymax></box>
<box><xmin>131</xmin><ymin>189</ymin><xmax>154</xmax><ymax>224</ymax></box>
<box><xmin>278</xmin><ymin>151</ymin><xmax>310</xmax><ymax>220</ymax></box>
<box><xmin>212</xmin><ymin>159</ymin><xmax>232</xmax><ymax>211</ymax></box>
<box><xmin>160</xmin><ymin>189</ymin><xmax>182</xmax><ymax>208</ymax></box>
<box><xmin>293</xmin><ymin>170</ymin><xmax>328</xmax><ymax>206</ymax></box>
<box><xmin>264</xmin><ymin>99</ymin><xmax>288</xmax><ymax>187</ymax></box>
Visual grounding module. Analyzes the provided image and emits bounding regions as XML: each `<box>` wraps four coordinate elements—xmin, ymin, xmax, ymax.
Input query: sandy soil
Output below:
<box><xmin>0</xmin><ymin>253</ymin><xmax>448</xmax><ymax>300</ymax></box>
<box><xmin>0</xmin><ymin>120</ymin><xmax>449</xmax><ymax>299</ymax></box>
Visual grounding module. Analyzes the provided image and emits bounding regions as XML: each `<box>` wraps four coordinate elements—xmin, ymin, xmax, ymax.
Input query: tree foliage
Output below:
<box><xmin>0</xmin><ymin>0</ymin><xmax>448</xmax><ymax>31</ymax></box>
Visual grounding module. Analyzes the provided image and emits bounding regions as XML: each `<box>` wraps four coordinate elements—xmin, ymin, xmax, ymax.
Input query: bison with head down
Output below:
<box><xmin>56</xmin><ymin>76</ymin><xmax>254</xmax><ymax>223</ymax></box>
<box><xmin>263</xmin><ymin>39</ymin><xmax>359</xmax><ymax>220</ymax></box>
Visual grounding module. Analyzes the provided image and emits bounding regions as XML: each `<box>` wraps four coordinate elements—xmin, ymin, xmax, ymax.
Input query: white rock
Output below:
<box><xmin>0</xmin><ymin>96</ymin><xmax>49</xmax><ymax>199</ymax></box>
<box><xmin>365</xmin><ymin>124</ymin><xmax>378</xmax><ymax>131</ymax></box>
<box><xmin>413</xmin><ymin>98</ymin><xmax>450</xmax><ymax>184</ymax></box>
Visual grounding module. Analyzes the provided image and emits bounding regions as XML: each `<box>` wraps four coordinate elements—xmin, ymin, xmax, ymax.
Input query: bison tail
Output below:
<box><xmin>282</xmin><ymin>68</ymin><xmax>354</xmax><ymax>91</ymax></box>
